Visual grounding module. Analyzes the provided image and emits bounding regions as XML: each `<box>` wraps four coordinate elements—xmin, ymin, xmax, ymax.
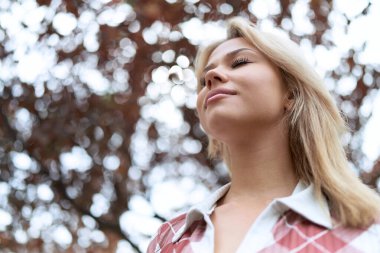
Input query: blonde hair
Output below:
<box><xmin>194</xmin><ymin>17</ymin><xmax>380</xmax><ymax>228</ymax></box>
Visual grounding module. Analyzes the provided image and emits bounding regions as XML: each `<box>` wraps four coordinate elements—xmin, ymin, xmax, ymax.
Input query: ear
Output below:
<box><xmin>284</xmin><ymin>91</ymin><xmax>295</xmax><ymax>111</ymax></box>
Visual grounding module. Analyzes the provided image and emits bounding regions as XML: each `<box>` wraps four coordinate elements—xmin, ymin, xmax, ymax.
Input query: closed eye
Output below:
<box><xmin>231</xmin><ymin>57</ymin><xmax>250</xmax><ymax>68</ymax></box>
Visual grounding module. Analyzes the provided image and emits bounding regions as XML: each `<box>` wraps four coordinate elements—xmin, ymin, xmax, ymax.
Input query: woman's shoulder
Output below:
<box><xmin>326</xmin><ymin>217</ymin><xmax>380</xmax><ymax>252</ymax></box>
<box><xmin>146</xmin><ymin>213</ymin><xmax>187</xmax><ymax>253</ymax></box>
<box><xmin>366</xmin><ymin>215</ymin><xmax>380</xmax><ymax>235</ymax></box>
<box><xmin>153</xmin><ymin>212</ymin><xmax>188</xmax><ymax>239</ymax></box>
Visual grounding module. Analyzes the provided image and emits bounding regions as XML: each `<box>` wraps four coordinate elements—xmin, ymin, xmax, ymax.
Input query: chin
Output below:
<box><xmin>203</xmin><ymin>120</ymin><xmax>239</xmax><ymax>142</ymax></box>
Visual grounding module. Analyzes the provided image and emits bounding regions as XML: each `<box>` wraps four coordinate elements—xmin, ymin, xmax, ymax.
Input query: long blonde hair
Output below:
<box><xmin>194</xmin><ymin>17</ymin><xmax>380</xmax><ymax>228</ymax></box>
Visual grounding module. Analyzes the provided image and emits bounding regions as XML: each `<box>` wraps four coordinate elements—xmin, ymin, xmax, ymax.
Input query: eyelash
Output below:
<box><xmin>199</xmin><ymin>57</ymin><xmax>250</xmax><ymax>88</ymax></box>
<box><xmin>231</xmin><ymin>57</ymin><xmax>250</xmax><ymax>68</ymax></box>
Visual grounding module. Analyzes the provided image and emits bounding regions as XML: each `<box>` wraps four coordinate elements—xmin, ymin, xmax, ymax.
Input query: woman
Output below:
<box><xmin>147</xmin><ymin>17</ymin><xmax>380</xmax><ymax>253</ymax></box>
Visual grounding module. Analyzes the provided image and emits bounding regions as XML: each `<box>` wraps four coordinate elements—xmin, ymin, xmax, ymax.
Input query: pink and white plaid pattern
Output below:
<box><xmin>147</xmin><ymin>213</ymin><xmax>206</xmax><ymax>253</ymax></box>
<box><xmin>147</xmin><ymin>211</ymin><xmax>379</xmax><ymax>253</ymax></box>
<box><xmin>147</xmin><ymin>183</ymin><xmax>380</xmax><ymax>253</ymax></box>
<box><xmin>258</xmin><ymin>211</ymin><xmax>371</xmax><ymax>253</ymax></box>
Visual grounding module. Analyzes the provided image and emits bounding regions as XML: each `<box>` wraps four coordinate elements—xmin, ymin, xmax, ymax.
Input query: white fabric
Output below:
<box><xmin>172</xmin><ymin>181</ymin><xmax>332</xmax><ymax>253</ymax></box>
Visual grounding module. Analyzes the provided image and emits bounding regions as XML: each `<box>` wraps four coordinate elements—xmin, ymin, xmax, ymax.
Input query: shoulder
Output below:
<box><xmin>263</xmin><ymin>211</ymin><xmax>380</xmax><ymax>253</ymax></box>
<box><xmin>361</xmin><ymin>217</ymin><xmax>380</xmax><ymax>239</ymax></box>
<box><xmin>146</xmin><ymin>213</ymin><xmax>187</xmax><ymax>253</ymax></box>
<box><xmin>323</xmin><ymin>218</ymin><xmax>380</xmax><ymax>252</ymax></box>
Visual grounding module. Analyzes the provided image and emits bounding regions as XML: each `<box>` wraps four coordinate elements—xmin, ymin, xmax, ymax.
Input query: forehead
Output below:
<box><xmin>207</xmin><ymin>37</ymin><xmax>255</xmax><ymax>63</ymax></box>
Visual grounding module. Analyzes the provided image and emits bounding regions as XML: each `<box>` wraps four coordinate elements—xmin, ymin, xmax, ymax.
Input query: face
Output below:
<box><xmin>196</xmin><ymin>37</ymin><xmax>290</xmax><ymax>140</ymax></box>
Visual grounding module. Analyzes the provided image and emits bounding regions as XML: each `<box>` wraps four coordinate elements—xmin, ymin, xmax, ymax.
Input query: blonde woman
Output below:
<box><xmin>147</xmin><ymin>17</ymin><xmax>380</xmax><ymax>253</ymax></box>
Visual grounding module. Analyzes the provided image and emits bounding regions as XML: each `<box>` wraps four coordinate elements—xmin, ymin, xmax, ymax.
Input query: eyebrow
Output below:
<box><xmin>202</xmin><ymin>48</ymin><xmax>256</xmax><ymax>74</ymax></box>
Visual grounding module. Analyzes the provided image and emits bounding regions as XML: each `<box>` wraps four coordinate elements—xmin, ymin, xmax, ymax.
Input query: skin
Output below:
<box><xmin>196</xmin><ymin>38</ymin><xmax>298</xmax><ymax>253</ymax></box>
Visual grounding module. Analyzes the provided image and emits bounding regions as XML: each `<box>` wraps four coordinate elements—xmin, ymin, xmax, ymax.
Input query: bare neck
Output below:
<box><xmin>221</xmin><ymin>127</ymin><xmax>298</xmax><ymax>205</ymax></box>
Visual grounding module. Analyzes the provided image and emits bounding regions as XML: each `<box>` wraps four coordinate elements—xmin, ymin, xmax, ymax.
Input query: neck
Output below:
<box><xmin>221</xmin><ymin>126</ymin><xmax>298</xmax><ymax>204</ymax></box>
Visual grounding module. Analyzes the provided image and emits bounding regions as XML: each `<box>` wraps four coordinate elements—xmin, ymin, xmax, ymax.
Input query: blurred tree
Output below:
<box><xmin>0</xmin><ymin>0</ymin><xmax>379</xmax><ymax>252</ymax></box>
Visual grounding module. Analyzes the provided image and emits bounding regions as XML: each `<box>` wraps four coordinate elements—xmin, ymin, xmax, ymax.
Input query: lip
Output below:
<box><xmin>205</xmin><ymin>88</ymin><xmax>237</xmax><ymax>108</ymax></box>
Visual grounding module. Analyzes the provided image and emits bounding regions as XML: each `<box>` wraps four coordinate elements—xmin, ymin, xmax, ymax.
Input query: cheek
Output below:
<box><xmin>250</xmin><ymin>69</ymin><xmax>284</xmax><ymax>98</ymax></box>
<box><xmin>196</xmin><ymin>90</ymin><xmax>206</xmax><ymax>112</ymax></box>
<box><xmin>195</xmin><ymin>93</ymin><xmax>210</xmax><ymax>132</ymax></box>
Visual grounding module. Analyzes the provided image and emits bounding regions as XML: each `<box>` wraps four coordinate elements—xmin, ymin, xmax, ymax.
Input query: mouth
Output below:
<box><xmin>205</xmin><ymin>88</ymin><xmax>237</xmax><ymax>108</ymax></box>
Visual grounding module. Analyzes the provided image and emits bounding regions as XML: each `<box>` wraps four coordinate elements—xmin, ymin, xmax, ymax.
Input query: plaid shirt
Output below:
<box><xmin>147</xmin><ymin>182</ymin><xmax>380</xmax><ymax>253</ymax></box>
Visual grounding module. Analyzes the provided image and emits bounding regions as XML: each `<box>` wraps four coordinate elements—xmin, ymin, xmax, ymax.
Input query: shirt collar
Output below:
<box><xmin>172</xmin><ymin>181</ymin><xmax>333</xmax><ymax>243</ymax></box>
<box><xmin>276</xmin><ymin>181</ymin><xmax>333</xmax><ymax>229</ymax></box>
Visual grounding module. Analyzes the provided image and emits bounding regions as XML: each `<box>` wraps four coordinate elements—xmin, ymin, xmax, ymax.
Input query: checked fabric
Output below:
<box><xmin>147</xmin><ymin>183</ymin><xmax>380</xmax><ymax>253</ymax></box>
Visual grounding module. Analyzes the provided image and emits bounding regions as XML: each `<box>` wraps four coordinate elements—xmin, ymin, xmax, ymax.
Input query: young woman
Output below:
<box><xmin>147</xmin><ymin>17</ymin><xmax>380</xmax><ymax>253</ymax></box>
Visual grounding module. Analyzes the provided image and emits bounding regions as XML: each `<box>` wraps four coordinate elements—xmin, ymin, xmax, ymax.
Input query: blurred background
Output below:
<box><xmin>0</xmin><ymin>0</ymin><xmax>379</xmax><ymax>252</ymax></box>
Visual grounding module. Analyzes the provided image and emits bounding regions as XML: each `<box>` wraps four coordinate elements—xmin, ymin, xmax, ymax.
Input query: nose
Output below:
<box><xmin>205</xmin><ymin>68</ymin><xmax>228</xmax><ymax>89</ymax></box>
